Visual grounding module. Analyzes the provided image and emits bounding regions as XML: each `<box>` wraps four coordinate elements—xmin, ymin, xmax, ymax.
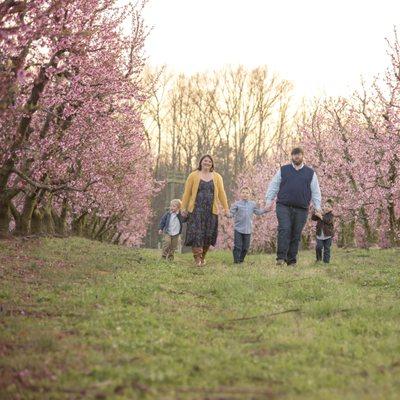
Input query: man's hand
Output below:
<box><xmin>314</xmin><ymin>210</ymin><xmax>323</xmax><ymax>219</ymax></box>
<box><xmin>158</xmin><ymin>229</ymin><xmax>163</xmax><ymax>235</ymax></box>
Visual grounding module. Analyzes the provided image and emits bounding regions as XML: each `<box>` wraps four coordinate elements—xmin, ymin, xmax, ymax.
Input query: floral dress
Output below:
<box><xmin>185</xmin><ymin>179</ymin><xmax>218</xmax><ymax>247</ymax></box>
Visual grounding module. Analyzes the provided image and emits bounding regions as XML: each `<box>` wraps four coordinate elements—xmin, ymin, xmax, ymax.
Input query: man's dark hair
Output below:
<box><xmin>291</xmin><ymin>147</ymin><xmax>304</xmax><ymax>155</ymax></box>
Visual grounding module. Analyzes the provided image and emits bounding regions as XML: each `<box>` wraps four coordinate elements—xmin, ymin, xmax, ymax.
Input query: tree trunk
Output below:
<box><xmin>72</xmin><ymin>213</ymin><xmax>87</xmax><ymax>236</ymax></box>
<box><xmin>94</xmin><ymin>217</ymin><xmax>110</xmax><ymax>240</ymax></box>
<box><xmin>89</xmin><ymin>215</ymin><xmax>100</xmax><ymax>238</ymax></box>
<box><xmin>14</xmin><ymin>194</ymin><xmax>37</xmax><ymax>236</ymax></box>
<box><xmin>0</xmin><ymin>197</ymin><xmax>11</xmax><ymax>238</ymax></box>
<box><xmin>31</xmin><ymin>208</ymin><xmax>44</xmax><ymax>235</ymax></box>
<box><xmin>53</xmin><ymin>199</ymin><xmax>69</xmax><ymax>236</ymax></box>
<box><xmin>113</xmin><ymin>232</ymin><xmax>122</xmax><ymax>245</ymax></box>
<box><xmin>387</xmin><ymin>201</ymin><xmax>399</xmax><ymax>246</ymax></box>
<box><xmin>359</xmin><ymin>206</ymin><xmax>375</xmax><ymax>246</ymax></box>
<box><xmin>42</xmin><ymin>205</ymin><xmax>55</xmax><ymax>235</ymax></box>
<box><xmin>337</xmin><ymin>219</ymin><xmax>355</xmax><ymax>248</ymax></box>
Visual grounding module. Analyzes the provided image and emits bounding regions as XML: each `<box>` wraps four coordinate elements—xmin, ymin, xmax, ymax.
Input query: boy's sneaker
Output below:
<box><xmin>276</xmin><ymin>259</ymin><xmax>285</xmax><ymax>266</ymax></box>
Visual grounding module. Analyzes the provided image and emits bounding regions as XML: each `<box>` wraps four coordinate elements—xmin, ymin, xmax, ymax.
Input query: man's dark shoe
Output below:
<box><xmin>287</xmin><ymin>261</ymin><xmax>297</xmax><ymax>267</ymax></box>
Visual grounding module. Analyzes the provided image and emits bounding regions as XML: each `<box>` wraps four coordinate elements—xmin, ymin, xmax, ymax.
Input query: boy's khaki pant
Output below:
<box><xmin>162</xmin><ymin>234</ymin><xmax>179</xmax><ymax>260</ymax></box>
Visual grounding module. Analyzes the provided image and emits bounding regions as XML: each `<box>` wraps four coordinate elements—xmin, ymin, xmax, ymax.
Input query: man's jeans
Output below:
<box><xmin>233</xmin><ymin>230</ymin><xmax>251</xmax><ymax>263</ymax></box>
<box><xmin>316</xmin><ymin>237</ymin><xmax>332</xmax><ymax>263</ymax></box>
<box><xmin>276</xmin><ymin>203</ymin><xmax>308</xmax><ymax>264</ymax></box>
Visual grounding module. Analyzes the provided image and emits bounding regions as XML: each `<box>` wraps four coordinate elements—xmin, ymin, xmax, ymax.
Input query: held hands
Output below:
<box><xmin>265</xmin><ymin>202</ymin><xmax>274</xmax><ymax>212</ymax></box>
<box><xmin>181</xmin><ymin>210</ymin><xmax>188</xmax><ymax>218</ymax></box>
<box><xmin>158</xmin><ymin>229</ymin><xmax>163</xmax><ymax>235</ymax></box>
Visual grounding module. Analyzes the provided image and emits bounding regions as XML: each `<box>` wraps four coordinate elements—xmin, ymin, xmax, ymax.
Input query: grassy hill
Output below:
<box><xmin>1</xmin><ymin>238</ymin><xmax>400</xmax><ymax>399</ymax></box>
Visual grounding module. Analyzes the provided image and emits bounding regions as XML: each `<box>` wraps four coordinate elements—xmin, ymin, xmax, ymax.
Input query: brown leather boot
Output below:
<box><xmin>192</xmin><ymin>247</ymin><xmax>203</xmax><ymax>267</ymax></box>
<box><xmin>201</xmin><ymin>246</ymin><xmax>210</xmax><ymax>266</ymax></box>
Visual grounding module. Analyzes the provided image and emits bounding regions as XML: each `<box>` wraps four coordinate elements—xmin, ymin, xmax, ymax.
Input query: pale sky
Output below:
<box><xmin>143</xmin><ymin>0</ymin><xmax>400</xmax><ymax>98</ymax></box>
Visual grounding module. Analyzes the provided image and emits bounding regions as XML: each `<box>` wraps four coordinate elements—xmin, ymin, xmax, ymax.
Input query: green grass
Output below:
<box><xmin>1</xmin><ymin>237</ymin><xmax>400</xmax><ymax>399</ymax></box>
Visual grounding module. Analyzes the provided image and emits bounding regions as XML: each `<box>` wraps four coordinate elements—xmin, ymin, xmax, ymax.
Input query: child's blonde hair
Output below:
<box><xmin>170</xmin><ymin>199</ymin><xmax>182</xmax><ymax>208</ymax></box>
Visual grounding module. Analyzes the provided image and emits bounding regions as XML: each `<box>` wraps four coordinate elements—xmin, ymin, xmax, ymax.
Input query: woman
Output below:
<box><xmin>181</xmin><ymin>155</ymin><xmax>229</xmax><ymax>267</ymax></box>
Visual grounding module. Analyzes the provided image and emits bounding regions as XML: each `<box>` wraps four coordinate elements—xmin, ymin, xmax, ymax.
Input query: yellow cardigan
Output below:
<box><xmin>181</xmin><ymin>171</ymin><xmax>229</xmax><ymax>215</ymax></box>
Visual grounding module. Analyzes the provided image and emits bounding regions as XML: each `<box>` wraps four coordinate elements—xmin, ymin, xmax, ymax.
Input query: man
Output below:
<box><xmin>265</xmin><ymin>147</ymin><xmax>322</xmax><ymax>266</ymax></box>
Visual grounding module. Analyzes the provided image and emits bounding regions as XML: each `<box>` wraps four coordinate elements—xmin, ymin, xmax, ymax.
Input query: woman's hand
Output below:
<box><xmin>158</xmin><ymin>229</ymin><xmax>163</xmax><ymax>235</ymax></box>
<box><xmin>181</xmin><ymin>210</ymin><xmax>188</xmax><ymax>218</ymax></box>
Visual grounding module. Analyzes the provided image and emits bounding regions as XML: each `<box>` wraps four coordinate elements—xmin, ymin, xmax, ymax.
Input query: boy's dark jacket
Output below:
<box><xmin>311</xmin><ymin>211</ymin><xmax>334</xmax><ymax>237</ymax></box>
<box><xmin>159</xmin><ymin>211</ymin><xmax>186</xmax><ymax>234</ymax></box>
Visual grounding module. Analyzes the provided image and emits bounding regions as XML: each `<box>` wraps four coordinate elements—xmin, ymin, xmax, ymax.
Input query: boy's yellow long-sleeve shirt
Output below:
<box><xmin>181</xmin><ymin>171</ymin><xmax>229</xmax><ymax>215</ymax></box>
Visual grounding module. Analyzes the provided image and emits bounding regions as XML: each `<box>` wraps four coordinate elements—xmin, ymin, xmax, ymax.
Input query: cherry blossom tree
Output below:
<box><xmin>0</xmin><ymin>0</ymin><xmax>156</xmax><ymax>245</ymax></box>
<box><xmin>301</xmin><ymin>30</ymin><xmax>400</xmax><ymax>248</ymax></box>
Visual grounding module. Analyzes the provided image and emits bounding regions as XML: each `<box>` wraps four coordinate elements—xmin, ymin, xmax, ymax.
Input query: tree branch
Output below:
<box><xmin>11</xmin><ymin>168</ymin><xmax>98</xmax><ymax>193</ymax></box>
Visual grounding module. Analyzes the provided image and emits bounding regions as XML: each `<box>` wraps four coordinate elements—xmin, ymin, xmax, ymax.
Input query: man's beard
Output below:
<box><xmin>292</xmin><ymin>158</ymin><xmax>303</xmax><ymax>166</ymax></box>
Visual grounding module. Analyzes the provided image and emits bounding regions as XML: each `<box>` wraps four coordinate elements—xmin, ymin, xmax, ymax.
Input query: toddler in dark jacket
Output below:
<box><xmin>311</xmin><ymin>200</ymin><xmax>334</xmax><ymax>264</ymax></box>
<box><xmin>158</xmin><ymin>199</ymin><xmax>186</xmax><ymax>261</ymax></box>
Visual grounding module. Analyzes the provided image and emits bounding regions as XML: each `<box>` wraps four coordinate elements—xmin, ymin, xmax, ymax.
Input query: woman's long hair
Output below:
<box><xmin>197</xmin><ymin>154</ymin><xmax>214</xmax><ymax>172</ymax></box>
